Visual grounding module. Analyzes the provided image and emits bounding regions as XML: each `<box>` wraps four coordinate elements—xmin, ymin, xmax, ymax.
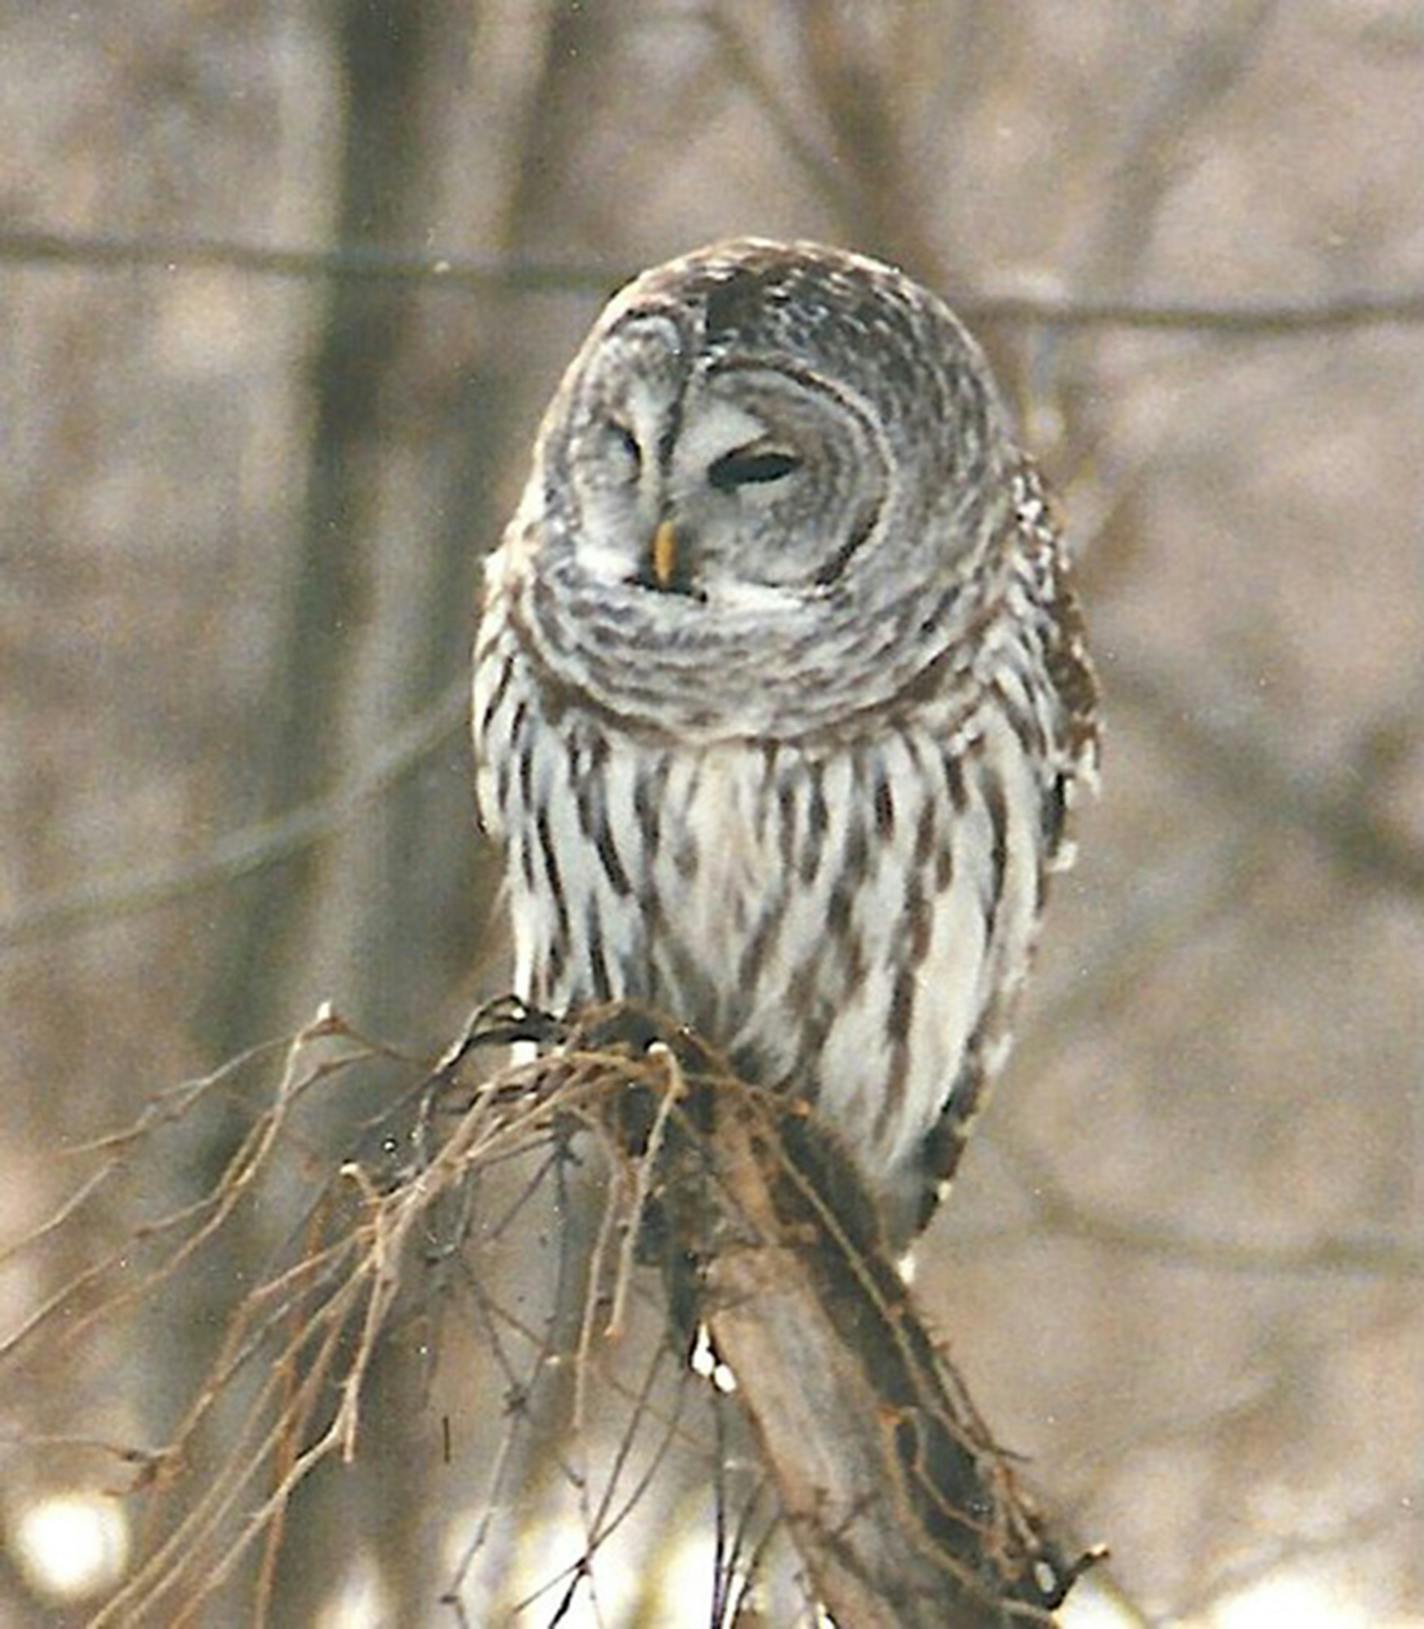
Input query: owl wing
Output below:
<box><xmin>1012</xmin><ymin>455</ymin><xmax>1101</xmax><ymax>865</ymax></box>
<box><xmin>471</xmin><ymin>574</ymin><xmax>515</xmax><ymax>847</ymax></box>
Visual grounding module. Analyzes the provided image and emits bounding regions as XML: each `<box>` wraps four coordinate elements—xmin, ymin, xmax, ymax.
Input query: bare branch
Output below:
<box><xmin>0</xmin><ymin>226</ymin><xmax>616</xmax><ymax>296</ymax></box>
<box><xmin>1111</xmin><ymin>658</ymin><xmax>1424</xmax><ymax>902</ymax></box>
<box><xmin>0</xmin><ymin>673</ymin><xmax>470</xmax><ymax>956</ymax></box>
<box><xmin>3</xmin><ymin>226</ymin><xmax>1423</xmax><ymax>332</ymax></box>
<box><xmin>974</xmin><ymin>1134</ymin><xmax>1424</xmax><ymax>1280</ymax></box>
<box><xmin>693</xmin><ymin>8</ymin><xmax>861</xmax><ymax>228</ymax></box>
<box><xmin>568</xmin><ymin>1006</ymin><xmax>1095</xmax><ymax>1627</ymax></box>
<box><xmin>5</xmin><ymin>998</ymin><xmax>1097</xmax><ymax>1623</ymax></box>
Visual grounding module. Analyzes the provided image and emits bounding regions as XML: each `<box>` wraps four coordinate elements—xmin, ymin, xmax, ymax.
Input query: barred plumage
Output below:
<box><xmin>474</xmin><ymin>240</ymin><xmax>1097</xmax><ymax>1244</ymax></box>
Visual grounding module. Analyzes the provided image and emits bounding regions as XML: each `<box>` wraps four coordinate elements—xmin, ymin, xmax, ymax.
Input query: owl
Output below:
<box><xmin>473</xmin><ymin>239</ymin><xmax>1097</xmax><ymax>1246</ymax></box>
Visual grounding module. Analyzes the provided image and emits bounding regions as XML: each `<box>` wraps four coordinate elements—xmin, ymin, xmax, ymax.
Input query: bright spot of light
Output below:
<box><xmin>497</xmin><ymin>1514</ymin><xmax>640</xmax><ymax>1626</ymax></box>
<box><xmin>1059</xmin><ymin>1562</ymin><xmax>1395</xmax><ymax>1629</ymax></box>
<box><xmin>9</xmin><ymin>1491</ymin><xmax>130</xmax><ymax>1602</ymax></box>
<box><xmin>689</xmin><ymin>1325</ymin><xmax>737</xmax><ymax>1393</ymax></box>
<box><xmin>1208</xmin><ymin>1570</ymin><xmax>1376</xmax><ymax>1629</ymax></box>
<box><xmin>315</xmin><ymin>1554</ymin><xmax>390</xmax><ymax>1629</ymax></box>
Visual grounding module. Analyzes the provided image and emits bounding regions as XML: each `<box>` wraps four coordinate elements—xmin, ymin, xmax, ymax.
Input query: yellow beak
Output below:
<box><xmin>651</xmin><ymin>519</ymin><xmax>679</xmax><ymax>590</ymax></box>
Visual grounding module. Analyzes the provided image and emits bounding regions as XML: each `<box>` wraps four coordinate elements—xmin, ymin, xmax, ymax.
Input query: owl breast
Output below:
<box><xmin>474</xmin><ymin>572</ymin><xmax>1070</xmax><ymax>1244</ymax></box>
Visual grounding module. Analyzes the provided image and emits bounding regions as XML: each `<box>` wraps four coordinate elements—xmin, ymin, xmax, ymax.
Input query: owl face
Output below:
<box><xmin>560</xmin><ymin>310</ymin><xmax>891</xmax><ymax>610</ymax></box>
<box><xmin>502</xmin><ymin>240</ymin><xmax>1018</xmax><ymax>740</ymax></box>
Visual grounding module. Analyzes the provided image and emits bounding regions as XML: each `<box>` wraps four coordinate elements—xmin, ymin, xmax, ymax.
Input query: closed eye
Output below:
<box><xmin>608</xmin><ymin>421</ymin><xmax>641</xmax><ymax>466</ymax></box>
<box><xmin>707</xmin><ymin>447</ymin><xmax>801</xmax><ymax>492</ymax></box>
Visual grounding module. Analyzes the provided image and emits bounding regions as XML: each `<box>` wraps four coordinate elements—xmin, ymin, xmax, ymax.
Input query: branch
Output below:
<box><xmin>0</xmin><ymin>227</ymin><xmax>616</xmax><ymax>295</ymax></box>
<box><xmin>570</xmin><ymin>1006</ymin><xmax>1098</xmax><ymax>1627</ymax></box>
<box><xmin>974</xmin><ymin>1134</ymin><xmax>1424</xmax><ymax>1280</ymax></box>
<box><xmin>0</xmin><ymin>673</ymin><xmax>470</xmax><ymax>956</ymax></box>
<box><xmin>703</xmin><ymin>1123</ymin><xmax>1065</xmax><ymax>1627</ymax></box>
<box><xmin>7</xmin><ymin>997</ymin><xmax>1098</xmax><ymax>1623</ymax></box>
<box><xmin>4</xmin><ymin>227</ymin><xmax>1423</xmax><ymax>332</ymax></box>
<box><xmin>1111</xmin><ymin>658</ymin><xmax>1424</xmax><ymax>902</ymax></box>
<box><xmin>971</xmin><ymin>286</ymin><xmax>1424</xmax><ymax>334</ymax></box>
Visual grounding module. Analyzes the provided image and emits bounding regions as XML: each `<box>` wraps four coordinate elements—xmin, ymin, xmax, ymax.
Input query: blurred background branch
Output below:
<box><xmin>6</xmin><ymin>225</ymin><xmax>1424</xmax><ymax>331</ymax></box>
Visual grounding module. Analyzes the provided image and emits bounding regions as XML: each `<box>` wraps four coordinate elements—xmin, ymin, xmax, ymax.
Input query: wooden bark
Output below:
<box><xmin>562</xmin><ymin>1005</ymin><xmax>1090</xmax><ymax>1627</ymax></box>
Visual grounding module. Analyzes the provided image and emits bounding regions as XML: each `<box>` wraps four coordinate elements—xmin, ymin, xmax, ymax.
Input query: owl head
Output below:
<box><xmin>500</xmin><ymin>239</ymin><xmax>1022</xmax><ymax>738</ymax></box>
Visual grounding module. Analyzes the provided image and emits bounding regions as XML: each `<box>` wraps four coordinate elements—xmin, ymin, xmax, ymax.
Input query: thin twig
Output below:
<box><xmin>605</xmin><ymin>1044</ymin><xmax>687</xmax><ymax>1339</ymax></box>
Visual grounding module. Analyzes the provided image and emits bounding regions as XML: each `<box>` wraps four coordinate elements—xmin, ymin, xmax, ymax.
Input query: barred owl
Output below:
<box><xmin>474</xmin><ymin>239</ymin><xmax>1097</xmax><ymax>1245</ymax></box>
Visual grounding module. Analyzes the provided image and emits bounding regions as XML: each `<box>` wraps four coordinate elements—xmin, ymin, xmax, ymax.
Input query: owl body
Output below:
<box><xmin>474</xmin><ymin>241</ymin><xmax>1096</xmax><ymax>1243</ymax></box>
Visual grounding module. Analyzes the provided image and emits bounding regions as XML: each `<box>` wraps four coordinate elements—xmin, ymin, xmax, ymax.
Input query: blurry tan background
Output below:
<box><xmin>2</xmin><ymin>2</ymin><xmax>1423</xmax><ymax>1624</ymax></box>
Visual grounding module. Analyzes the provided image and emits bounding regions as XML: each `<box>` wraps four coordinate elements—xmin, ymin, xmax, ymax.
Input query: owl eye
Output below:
<box><xmin>607</xmin><ymin>420</ymin><xmax>641</xmax><ymax>468</ymax></box>
<box><xmin>708</xmin><ymin>447</ymin><xmax>801</xmax><ymax>492</ymax></box>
